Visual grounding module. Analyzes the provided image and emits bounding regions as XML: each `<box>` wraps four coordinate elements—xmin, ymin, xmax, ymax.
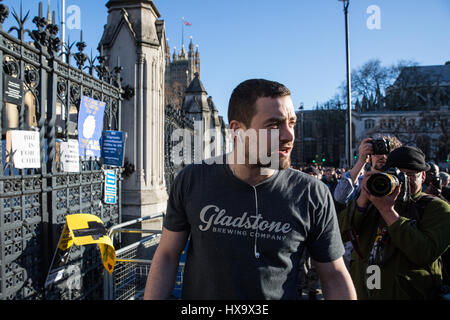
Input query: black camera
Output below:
<box><xmin>371</xmin><ymin>138</ymin><xmax>391</xmax><ymax>155</ymax></box>
<box><xmin>425</xmin><ymin>162</ymin><xmax>441</xmax><ymax>189</ymax></box>
<box><xmin>366</xmin><ymin>167</ymin><xmax>409</xmax><ymax>201</ymax></box>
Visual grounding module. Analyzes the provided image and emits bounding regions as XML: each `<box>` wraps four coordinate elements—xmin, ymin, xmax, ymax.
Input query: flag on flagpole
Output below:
<box><xmin>181</xmin><ymin>17</ymin><xmax>192</xmax><ymax>49</ymax></box>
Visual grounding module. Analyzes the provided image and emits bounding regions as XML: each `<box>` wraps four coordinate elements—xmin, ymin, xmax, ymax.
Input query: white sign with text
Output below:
<box><xmin>11</xmin><ymin>130</ymin><xmax>40</xmax><ymax>169</ymax></box>
<box><xmin>60</xmin><ymin>139</ymin><xmax>80</xmax><ymax>172</ymax></box>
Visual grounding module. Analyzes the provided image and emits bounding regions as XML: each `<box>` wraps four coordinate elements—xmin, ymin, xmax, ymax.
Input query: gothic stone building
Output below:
<box><xmin>354</xmin><ymin>61</ymin><xmax>449</xmax><ymax>167</ymax></box>
<box><xmin>164</xmin><ymin>40</ymin><xmax>229</xmax><ymax>167</ymax></box>
<box><xmin>292</xmin><ymin>108</ymin><xmax>347</xmax><ymax>168</ymax></box>
<box><xmin>292</xmin><ymin>61</ymin><xmax>449</xmax><ymax>169</ymax></box>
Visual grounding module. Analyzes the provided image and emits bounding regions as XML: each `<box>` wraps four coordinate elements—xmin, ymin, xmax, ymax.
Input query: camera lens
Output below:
<box><xmin>367</xmin><ymin>173</ymin><xmax>399</xmax><ymax>197</ymax></box>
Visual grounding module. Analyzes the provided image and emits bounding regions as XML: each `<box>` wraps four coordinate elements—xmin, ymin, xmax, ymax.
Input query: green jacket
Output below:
<box><xmin>338</xmin><ymin>192</ymin><xmax>450</xmax><ymax>300</ymax></box>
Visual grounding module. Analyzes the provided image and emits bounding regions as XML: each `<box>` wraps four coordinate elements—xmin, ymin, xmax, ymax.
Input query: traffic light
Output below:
<box><xmin>322</xmin><ymin>158</ymin><xmax>326</xmax><ymax>162</ymax></box>
<box><xmin>312</xmin><ymin>160</ymin><xmax>316</xmax><ymax>164</ymax></box>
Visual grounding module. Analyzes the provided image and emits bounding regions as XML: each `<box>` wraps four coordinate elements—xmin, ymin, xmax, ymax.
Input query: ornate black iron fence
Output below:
<box><xmin>164</xmin><ymin>104</ymin><xmax>194</xmax><ymax>192</ymax></box>
<box><xmin>0</xmin><ymin>1</ymin><xmax>123</xmax><ymax>300</ymax></box>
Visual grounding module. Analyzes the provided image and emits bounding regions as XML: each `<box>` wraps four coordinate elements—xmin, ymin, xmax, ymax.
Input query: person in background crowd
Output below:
<box><xmin>423</xmin><ymin>162</ymin><xmax>447</xmax><ymax>201</ymax></box>
<box><xmin>322</xmin><ymin>168</ymin><xmax>338</xmax><ymax>195</ymax></box>
<box><xmin>431</xmin><ymin>169</ymin><xmax>450</xmax><ymax>285</ymax></box>
<box><xmin>338</xmin><ymin>146</ymin><xmax>450</xmax><ymax>299</ymax></box>
<box><xmin>334</xmin><ymin>136</ymin><xmax>403</xmax><ymax>205</ymax></box>
<box><xmin>439</xmin><ymin>172</ymin><xmax>450</xmax><ymax>202</ymax></box>
<box><xmin>333</xmin><ymin>136</ymin><xmax>402</xmax><ymax>269</ymax></box>
<box><xmin>303</xmin><ymin>166</ymin><xmax>320</xmax><ymax>178</ymax></box>
<box><xmin>441</xmin><ymin>172</ymin><xmax>449</xmax><ymax>187</ymax></box>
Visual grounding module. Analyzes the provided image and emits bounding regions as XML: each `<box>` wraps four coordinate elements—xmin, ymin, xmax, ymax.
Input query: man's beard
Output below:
<box><xmin>247</xmin><ymin>152</ymin><xmax>291</xmax><ymax>171</ymax></box>
<box><xmin>258</xmin><ymin>156</ymin><xmax>291</xmax><ymax>170</ymax></box>
<box><xmin>240</xmin><ymin>139</ymin><xmax>292</xmax><ymax>171</ymax></box>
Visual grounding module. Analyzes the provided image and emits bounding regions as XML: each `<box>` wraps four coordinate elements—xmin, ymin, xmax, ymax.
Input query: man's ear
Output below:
<box><xmin>229</xmin><ymin>120</ymin><xmax>246</xmax><ymax>140</ymax></box>
<box><xmin>420</xmin><ymin>171</ymin><xmax>427</xmax><ymax>183</ymax></box>
<box><xmin>229</xmin><ymin>120</ymin><xmax>244</xmax><ymax>131</ymax></box>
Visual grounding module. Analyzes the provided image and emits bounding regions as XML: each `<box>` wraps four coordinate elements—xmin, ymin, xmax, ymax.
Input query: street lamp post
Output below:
<box><xmin>339</xmin><ymin>0</ymin><xmax>352</xmax><ymax>167</ymax></box>
<box><xmin>61</xmin><ymin>0</ymin><xmax>66</xmax><ymax>60</ymax></box>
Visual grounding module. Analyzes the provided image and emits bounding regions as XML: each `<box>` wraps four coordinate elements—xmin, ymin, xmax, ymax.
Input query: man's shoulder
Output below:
<box><xmin>282</xmin><ymin>168</ymin><xmax>330</xmax><ymax>192</ymax></box>
<box><xmin>417</xmin><ymin>192</ymin><xmax>450</xmax><ymax>214</ymax></box>
<box><xmin>176</xmin><ymin>156</ymin><xmax>226</xmax><ymax>179</ymax></box>
<box><xmin>283</xmin><ymin>168</ymin><xmax>315</xmax><ymax>182</ymax></box>
<box><xmin>417</xmin><ymin>192</ymin><xmax>448</xmax><ymax>204</ymax></box>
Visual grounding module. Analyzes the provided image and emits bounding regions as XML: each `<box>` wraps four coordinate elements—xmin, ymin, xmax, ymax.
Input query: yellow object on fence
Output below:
<box><xmin>46</xmin><ymin>214</ymin><xmax>116</xmax><ymax>288</ymax></box>
<box><xmin>64</xmin><ymin>214</ymin><xmax>116</xmax><ymax>273</ymax></box>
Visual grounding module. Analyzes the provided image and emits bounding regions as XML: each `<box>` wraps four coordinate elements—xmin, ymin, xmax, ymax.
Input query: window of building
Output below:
<box><xmin>364</xmin><ymin>119</ymin><xmax>375</xmax><ymax>129</ymax></box>
<box><xmin>388</xmin><ymin>119</ymin><xmax>395</xmax><ymax>129</ymax></box>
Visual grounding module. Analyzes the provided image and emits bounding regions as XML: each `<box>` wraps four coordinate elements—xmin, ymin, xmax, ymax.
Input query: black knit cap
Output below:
<box><xmin>384</xmin><ymin>146</ymin><xmax>431</xmax><ymax>172</ymax></box>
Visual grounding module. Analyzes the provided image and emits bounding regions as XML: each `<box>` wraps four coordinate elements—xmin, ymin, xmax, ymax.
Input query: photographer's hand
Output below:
<box><xmin>349</xmin><ymin>138</ymin><xmax>373</xmax><ymax>184</ymax></box>
<box><xmin>358</xmin><ymin>138</ymin><xmax>373</xmax><ymax>163</ymax></box>
<box><xmin>361</xmin><ymin>172</ymin><xmax>401</xmax><ymax>226</ymax></box>
<box><xmin>356</xmin><ymin>182</ymin><xmax>370</xmax><ymax>210</ymax></box>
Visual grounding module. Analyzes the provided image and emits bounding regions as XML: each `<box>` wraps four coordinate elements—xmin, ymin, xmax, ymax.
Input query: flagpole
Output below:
<box><xmin>181</xmin><ymin>17</ymin><xmax>184</xmax><ymax>50</ymax></box>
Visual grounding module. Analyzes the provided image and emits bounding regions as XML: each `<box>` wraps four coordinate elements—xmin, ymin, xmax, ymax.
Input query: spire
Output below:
<box><xmin>46</xmin><ymin>0</ymin><xmax>51</xmax><ymax>24</ymax></box>
<box><xmin>194</xmin><ymin>44</ymin><xmax>200</xmax><ymax>75</ymax></box>
<box><xmin>172</xmin><ymin>47</ymin><xmax>177</xmax><ymax>61</ymax></box>
<box><xmin>185</xmin><ymin>72</ymin><xmax>207</xmax><ymax>94</ymax></box>
<box><xmin>165</xmin><ymin>37</ymin><xmax>170</xmax><ymax>54</ymax></box>
<box><xmin>207</xmin><ymin>96</ymin><xmax>218</xmax><ymax>112</ymax></box>
<box><xmin>188</xmin><ymin>36</ymin><xmax>194</xmax><ymax>57</ymax></box>
<box><xmin>179</xmin><ymin>44</ymin><xmax>187</xmax><ymax>60</ymax></box>
<box><xmin>195</xmin><ymin>44</ymin><xmax>200</xmax><ymax>58</ymax></box>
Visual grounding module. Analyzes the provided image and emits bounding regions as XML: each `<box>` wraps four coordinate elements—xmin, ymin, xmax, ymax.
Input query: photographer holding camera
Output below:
<box><xmin>334</xmin><ymin>136</ymin><xmax>402</xmax><ymax>269</ymax></box>
<box><xmin>338</xmin><ymin>146</ymin><xmax>450</xmax><ymax>299</ymax></box>
<box><xmin>334</xmin><ymin>136</ymin><xmax>402</xmax><ymax>205</ymax></box>
<box><xmin>423</xmin><ymin>162</ymin><xmax>448</xmax><ymax>202</ymax></box>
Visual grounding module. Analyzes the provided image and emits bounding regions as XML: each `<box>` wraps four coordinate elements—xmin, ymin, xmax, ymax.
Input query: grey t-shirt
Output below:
<box><xmin>164</xmin><ymin>156</ymin><xmax>345</xmax><ymax>300</ymax></box>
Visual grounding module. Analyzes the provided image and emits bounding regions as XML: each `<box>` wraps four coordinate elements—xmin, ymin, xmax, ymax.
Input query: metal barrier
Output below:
<box><xmin>103</xmin><ymin>214</ymin><xmax>185</xmax><ymax>300</ymax></box>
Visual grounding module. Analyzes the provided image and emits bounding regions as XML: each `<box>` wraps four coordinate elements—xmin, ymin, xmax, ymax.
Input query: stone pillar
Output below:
<box><xmin>101</xmin><ymin>0</ymin><xmax>168</xmax><ymax>230</ymax></box>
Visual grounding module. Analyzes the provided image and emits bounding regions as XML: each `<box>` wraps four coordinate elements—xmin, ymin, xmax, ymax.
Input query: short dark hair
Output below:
<box><xmin>228</xmin><ymin>79</ymin><xmax>291</xmax><ymax>127</ymax></box>
<box><xmin>304</xmin><ymin>166</ymin><xmax>320</xmax><ymax>176</ymax></box>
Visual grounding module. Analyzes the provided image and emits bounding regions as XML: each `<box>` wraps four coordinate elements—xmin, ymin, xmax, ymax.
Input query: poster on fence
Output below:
<box><xmin>101</xmin><ymin>130</ymin><xmax>126</xmax><ymax>167</ymax></box>
<box><xmin>9</xmin><ymin>130</ymin><xmax>40</xmax><ymax>169</ymax></box>
<box><xmin>60</xmin><ymin>139</ymin><xmax>80</xmax><ymax>172</ymax></box>
<box><xmin>3</xmin><ymin>74</ymin><xmax>23</xmax><ymax>105</ymax></box>
<box><xmin>77</xmin><ymin>96</ymin><xmax>105</xmax><ymax>158</ymax></box>
<box><xmin>104</xmin><ymin>169</ymin><xmax>117</xmax><ymax>205</ymax></box>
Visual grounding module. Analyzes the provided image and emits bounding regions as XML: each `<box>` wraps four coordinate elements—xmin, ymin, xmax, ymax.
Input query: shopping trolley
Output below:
<box><xmin>103</xmin><ymin>214</ymin><xmax>186</xmax><ymax>300</ymax></box>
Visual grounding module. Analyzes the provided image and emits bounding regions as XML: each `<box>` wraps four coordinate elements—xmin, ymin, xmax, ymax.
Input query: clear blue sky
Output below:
<box><xmin>3</xmin><ymin>0</ymin><xmax>450</xmax><ymax>122</ymax></box>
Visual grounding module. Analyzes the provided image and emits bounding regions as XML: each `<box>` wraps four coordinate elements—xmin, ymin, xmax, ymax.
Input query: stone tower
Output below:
<box><xmin>182</xmin><ymin>73</ymin><xmax>228</xmax><ymax>160</ymax></box>
<box><xmin>100</xmin><ymin>0</ymin><xmax>168</xmax><ymax>227</ymax></box>
<box><xmin>165</xmin><ymin>37</ymin><xmax>201</xmax><ymax>107</ymax></box>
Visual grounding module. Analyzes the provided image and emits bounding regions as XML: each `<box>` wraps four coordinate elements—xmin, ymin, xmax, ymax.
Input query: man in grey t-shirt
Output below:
<box><xmin>144</xmin><ymin>79</ymin><xmax>356</xmax><ymax>300</ymax></box>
